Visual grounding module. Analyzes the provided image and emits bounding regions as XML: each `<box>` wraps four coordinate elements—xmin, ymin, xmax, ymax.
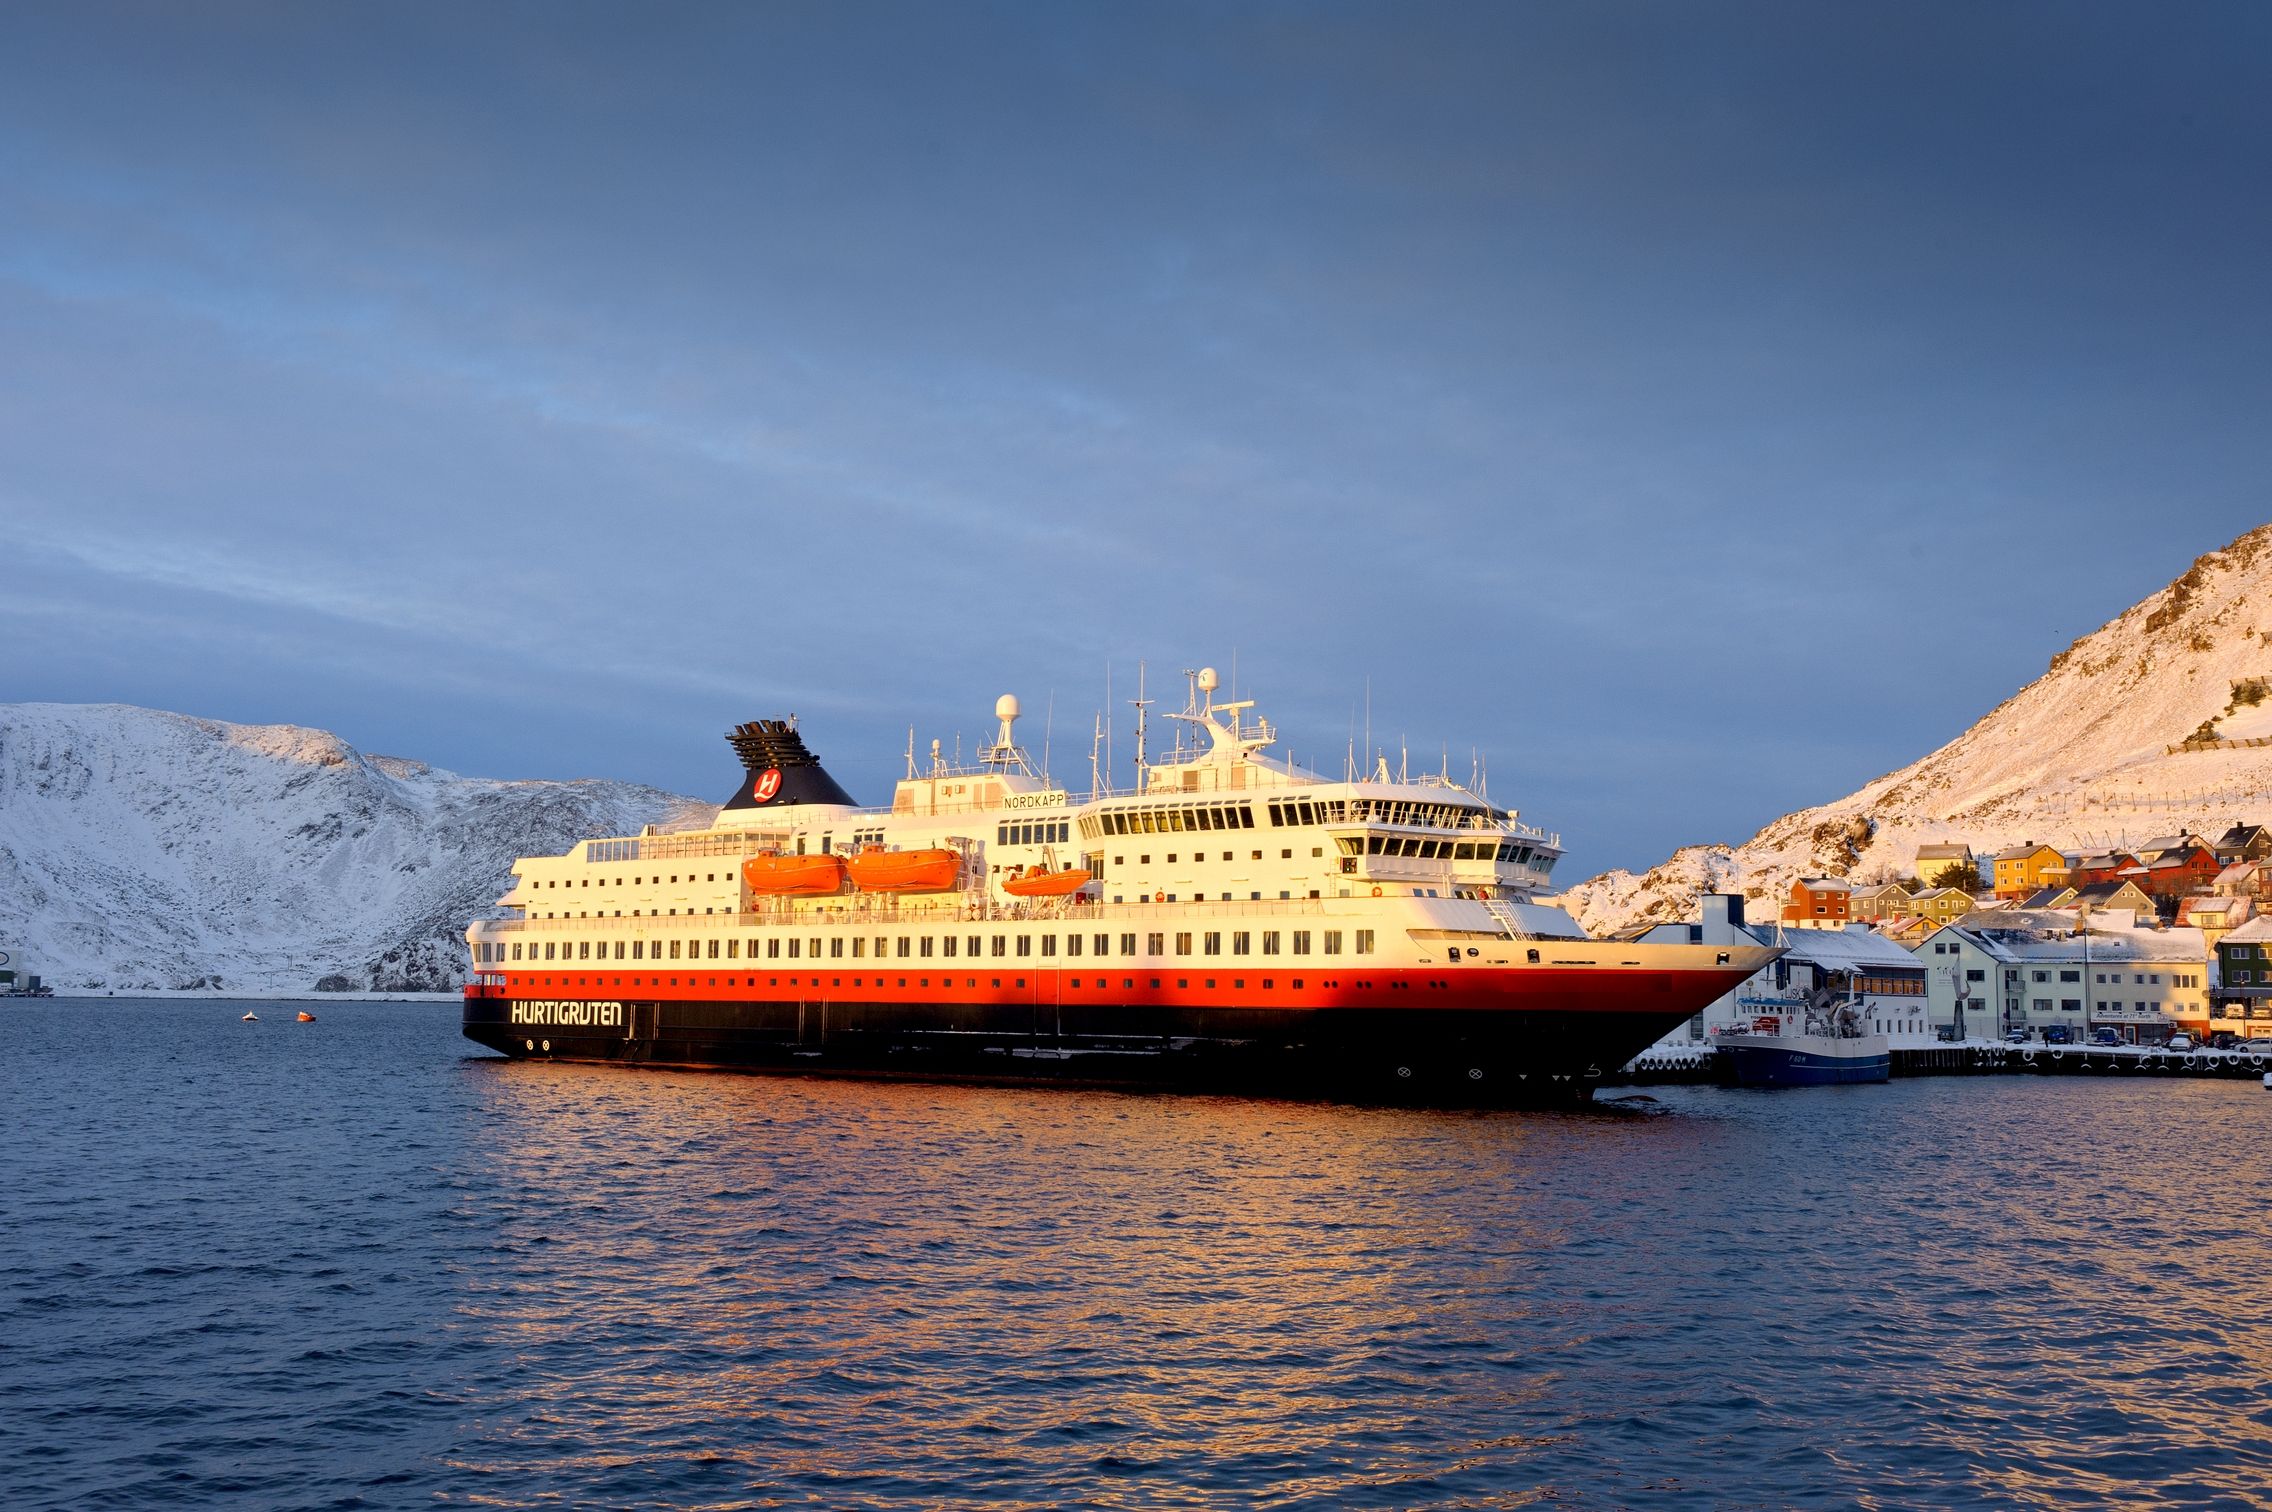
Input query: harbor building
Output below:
<box><xmin>1914</xmin><ymin>912</ymin><xmax>2211</xmax><ymax>1044</ymax></box>
<box><xmin>1632</xmin><ymin>895</ymin><xmax>1930</xmax><ymax>1049</ymax></box>
<box><xmin>2210</xmin><ymin>915</ymin><xmax>2272</xmax><ymax>1044</ymax></box>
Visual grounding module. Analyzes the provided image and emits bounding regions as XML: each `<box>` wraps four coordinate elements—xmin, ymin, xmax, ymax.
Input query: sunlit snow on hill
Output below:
<box><xmin>1563</xmin><ymin>522</ymin><xmax>2272</xmax><ymax>934</ymax></box>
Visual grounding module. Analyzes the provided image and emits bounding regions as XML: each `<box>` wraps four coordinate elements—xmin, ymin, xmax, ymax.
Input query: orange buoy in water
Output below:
<box><xmin>241</xmin><ymin>1012</ymin><xmax>259</xmax><ymax>1022</ymax></box>
<box><xmin>297</xmin><ymin>1011</ymin><xmax>317</xmax><ymax>1022</ymax></box>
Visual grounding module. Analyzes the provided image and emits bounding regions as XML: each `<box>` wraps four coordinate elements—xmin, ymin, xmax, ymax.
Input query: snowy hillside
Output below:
<box><xmin>1563</xmin><ymin>522</ymin><xmax>2272</xmax><ymax>934</ymax></box>
<box><xmin>0</xmin><ymin>705</ymin><xmax>710</xmax><ymax>993</ymax></box>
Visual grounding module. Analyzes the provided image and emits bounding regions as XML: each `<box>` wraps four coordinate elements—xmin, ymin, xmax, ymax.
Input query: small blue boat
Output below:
<box><xmin>1718</xmin><ymin>997</ymin><xmax>1889</xmax><ymax>1087</ymax></box>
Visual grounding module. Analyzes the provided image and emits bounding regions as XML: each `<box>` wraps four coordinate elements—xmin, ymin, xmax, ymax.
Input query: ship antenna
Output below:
<box><xmin>1129</xmin><ymin>660</ymin><xmax>1151</xmax><ymax>786</ymax></box>
<box><xmin>905</xmin><ymin>726</ymin><xmax>917</xmax><ymax>781</ymax></box>
<box><xmin>1089</xmin><ymin>713</ymin><xmax>1104</xmax><ymax>800</ymax></box>
<box><xmin>1044</xmin><ymin>690</ymin><xmax>1054</xmax><ymax>785</ymax></box>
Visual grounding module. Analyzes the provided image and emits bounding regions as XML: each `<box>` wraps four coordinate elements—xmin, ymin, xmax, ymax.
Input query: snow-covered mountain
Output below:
<box><xmin>0</xmin><ymin>704</ymin><xmax>711</xmax><ymax>993</ymax></box>
<box><xmin>1562</xmin><ymin>522</ymin><xmax>2272</xmax><ymax>934</ymax></box>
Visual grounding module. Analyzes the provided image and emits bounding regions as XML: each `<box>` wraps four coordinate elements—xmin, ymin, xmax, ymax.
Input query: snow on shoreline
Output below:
<box><xmin>0</xmin><ymin>703</ymin><xmax>708</xmax><ymax>995</ymax></box>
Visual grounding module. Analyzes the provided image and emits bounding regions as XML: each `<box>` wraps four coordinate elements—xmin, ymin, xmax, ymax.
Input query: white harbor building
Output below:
<box><xmin>1625</xmin><ymin>895</ymin><xmax>1933</xmax><ymax>1051</ymax></box>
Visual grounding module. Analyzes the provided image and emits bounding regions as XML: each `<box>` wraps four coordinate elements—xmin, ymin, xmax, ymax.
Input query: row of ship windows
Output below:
<box><xmin>1337</xmin><ymin>835</ymin><xmax>1544</xmax><ymax>866</ymax></box>
<box><xmin>512</xmin><ymin>975</ymin><xmax>1373</xmax><ymax>994</ymax></box>
<box><xmin>998</xmin><ymin>821</ymin><xmax>1073</xmax><ymax>847</ymax></box>
<box><xmin>477</xmin><ymin>929</ymin><xmax>1377</xmax><ymax>965</ymax></box>
<box><xmin>539</xmin><ymin>873</ymin><xmax>729</xmax><ymax>889</ymax></box>
<box><xmin>1078</xmin><ymin>798</ymin><xmax>1504</xmax><ymax>839</ymax></box>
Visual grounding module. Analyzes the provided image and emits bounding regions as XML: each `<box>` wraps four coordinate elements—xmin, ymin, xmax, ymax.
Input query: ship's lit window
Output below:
<box><xmin>992</xmin><ymin>935</ymin><xmax>1008</xmax><ymax>957</ymax></box>
<box><xmin>1203</xmin><ymin>932</ymin><xmax>1220</xmax><ymax>955</ymax></box>
<box><xmin>1038</xmin><ymin>935</ymin><xmax>1053</xmax><ymax>957</ymax></box>
<box><xmin>1356</xmin><ymin>931</ymin><xmax>1375</xmax><ymax>954</ymax></box>
<box><xmin>1293</xmin><ymin>931</ymin><xmax>1311</xmax><ymax>955</ymax></box>
<box><xmin>1065</xmin><ymin>934</ymin><xmax>1080</xmax><ymax>957</ymax></box>
<box><xmin>1176</xmin><ymin>933</ymin><xmax>1193</xmax><ymax>956</ymax></box>
<box><xmin>1262</xmin><ymin>931</ymin><xmax>1280</xmax><ymax>955</ymax></box>
<box><xmin>1120</xmin><ymin>933</ymin><xmax>1137</xmax><ymax>956</ymax></box>
<box><xmin>1233</xmin><ymin>932</ymin><xmax>1250</xmax><ymax>955</ymax></box>
<box><xmin>1147</xmin><ymin>932</ymin><xmax>1165</xmax><ymax>956</ymax></box>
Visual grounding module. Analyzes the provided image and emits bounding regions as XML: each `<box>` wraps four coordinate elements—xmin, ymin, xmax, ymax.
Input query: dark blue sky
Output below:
<box><xmin>3</xmin><ymin>2</ymin><xmax>2267</xmax><ymax>874</ymax></box>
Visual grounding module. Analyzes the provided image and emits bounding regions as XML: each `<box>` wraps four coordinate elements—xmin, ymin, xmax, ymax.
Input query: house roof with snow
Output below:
<box><xmin>2219</xmin><ymin>915</ymin><xmax>2272</xmax><ymax>946</ymax></box>
<box><xmin>2022</xmin><ymin>885</ymin><xmax>2079</xmax><ymax>909</ymax></box>
<box><xmin>1742</xmin><ymin>923</ymin><xmax>1921</xmax><ymax>971</ymax></box>
<box><xmin>1792</xmin><ymin>876</ymin><xmax>1852</xmax><ymax>893</ymax></box>
<box><xmin>1915</xmin><ymin>843</ymin><xmax>1973</xmax><ymax>861</ymax></box>
<box><xmin>2178</xmin><ymin>894</ymin><xmax>2250</xmax><ymax>925</ymax></box>
<box><xmin>1927</xmin><ymin>918</ymin><xmax>2210</xmax><ymax>966</ymax></box>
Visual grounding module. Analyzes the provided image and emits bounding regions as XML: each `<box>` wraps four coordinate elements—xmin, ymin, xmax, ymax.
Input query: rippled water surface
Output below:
<box><xmin>6</xmin><ymin>1000</ymin><xmax>2271</xmax><ymax>1509</ymax></box>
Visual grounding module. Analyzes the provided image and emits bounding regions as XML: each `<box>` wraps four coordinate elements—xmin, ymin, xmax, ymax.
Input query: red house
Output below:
<box><xmin>1781</xmin><ymin>877</ymin><xmax>1852</xmax><ymax>928</ymax></box>
<box><xmin>2141</xmin><ymin>846</ymin><xmax>2221</xmax><ymax>898</ymax></box>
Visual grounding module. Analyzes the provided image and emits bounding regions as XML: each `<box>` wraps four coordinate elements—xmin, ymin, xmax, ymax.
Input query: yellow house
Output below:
<box><xmin>1991</xmin><ymin>843</ymin><xmax>2068</xmax><ymax>900</ymax></box>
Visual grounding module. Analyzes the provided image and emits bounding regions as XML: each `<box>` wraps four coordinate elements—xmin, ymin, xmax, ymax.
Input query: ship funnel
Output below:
<box><xmin>721</xmin><ymin>718</ymin><xmax>858</xmax><ymax>811</ymax></box>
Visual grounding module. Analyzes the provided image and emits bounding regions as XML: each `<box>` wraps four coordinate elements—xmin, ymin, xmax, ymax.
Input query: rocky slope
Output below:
<box><xmin>1562</xmin><ymin>522</ymin><xmax>2272</xmax><ymax>934</ymax></box>
<box><xmin>0</xmin><ymin>704</ymin><xmax>710</xmax><ymax>993</ymax></box>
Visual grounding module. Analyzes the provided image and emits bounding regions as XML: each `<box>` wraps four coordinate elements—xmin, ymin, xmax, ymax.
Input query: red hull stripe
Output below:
<box><xmin>467</xmin><ymin>965</ymin><xmax>1752</xmax><ymax>1016</ymax></box>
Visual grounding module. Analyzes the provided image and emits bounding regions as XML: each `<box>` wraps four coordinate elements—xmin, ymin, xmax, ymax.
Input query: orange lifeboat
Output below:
<box><xmin>741</xmin><ymin>851</ymin><xmax>846</xmax><ymax>896</ymax></box>
<box><xmin>1001</xmin><ymin>865</ymin><xmax>1093</xmax><ymax>898</ymax></box>
<box><xmin>846</xmin><ymin>846</ymin><xmax>960</xmax><ymax>893</ymax></box>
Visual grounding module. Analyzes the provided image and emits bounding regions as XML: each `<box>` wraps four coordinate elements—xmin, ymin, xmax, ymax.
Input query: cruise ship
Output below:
<box><xmin>462</xmin><ymin>669</ymin><xmax>1778</xmax><ymax>1101</ymax></box>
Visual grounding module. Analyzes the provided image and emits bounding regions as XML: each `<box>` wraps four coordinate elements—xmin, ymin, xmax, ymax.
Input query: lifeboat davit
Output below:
<box><xmin>1001</xmin><ymin>865</ymin><xmax>1093</xmax><ymax>899</ymax></box>
<box><xmin>741</xmin><ymin>852</ymin><xmax>846</xmax><ymax>896</ymax></box>
<box><xmin>845</xmin><ymin>847</ymin><xmax>960</xmax><ymax>893</ymax></box>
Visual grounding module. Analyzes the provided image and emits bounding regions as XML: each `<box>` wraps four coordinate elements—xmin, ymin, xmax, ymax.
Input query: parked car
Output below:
<box><xmin>2090</xmin><ymin>1028</ymin><xmax>2121</xmax><ymax>1047</ymax></box>
<box><xmin>2042</xmin><ymin>1025</ymin><xmax>2074</xmax><ymax>1045</ymax></box>
<box><xmin>2238</xmin><ymin>1038</ymin><xmax>2272</xmax><ymax>1053</ymax></box>
<box><xmin>2209</xmin><ymin>1032</ymin><xmax>2240</xmax><ymax>1050</ymax></box>
<box><xmin>2165</xmin><ymin>1034</ymin><xmax>2196</xmax><ymax>1052</ymax></box>
<box><xmin>2005</xmin><ymin>1030</ymin><xmax>2031</xmax><ymax>1045</ymax></box>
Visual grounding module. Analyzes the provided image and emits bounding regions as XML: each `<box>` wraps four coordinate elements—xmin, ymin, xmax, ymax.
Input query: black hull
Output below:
<box><xmin>463</xmin><ymin>993</ymin><xmax>1697</xmax><ymax>1105</ymax></box>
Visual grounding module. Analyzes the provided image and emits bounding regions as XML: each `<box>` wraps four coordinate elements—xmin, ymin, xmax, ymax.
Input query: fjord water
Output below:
<box><xmin>5</xmin><ymin>1001</ymin><xmax>2268</xmax><ymax>1510</ymax></box>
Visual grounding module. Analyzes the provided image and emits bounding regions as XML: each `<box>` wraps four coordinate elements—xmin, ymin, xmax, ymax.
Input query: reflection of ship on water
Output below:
<box><xmin>462</xmin><ymin>666</ymin><xmax>1778</xmax><ymax>1102</ymax></box>
<box><xmin>1718</xmin><ymin>984</ymin><xmax>1891</xmax><ymax>1087</ymax></box>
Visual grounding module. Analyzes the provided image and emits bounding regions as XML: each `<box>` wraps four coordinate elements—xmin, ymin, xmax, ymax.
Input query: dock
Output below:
<box><xmin>1613</xmin><ymin>1040</ymin><xmax>2272</xmax><ymax>1087</ymax></box>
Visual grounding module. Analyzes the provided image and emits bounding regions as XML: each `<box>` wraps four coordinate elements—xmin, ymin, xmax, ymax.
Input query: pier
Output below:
<box><xmin>1614</xmin><ymin>1040</ymin><xmax>2272</xmax><ymax>1087</ymax></box>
